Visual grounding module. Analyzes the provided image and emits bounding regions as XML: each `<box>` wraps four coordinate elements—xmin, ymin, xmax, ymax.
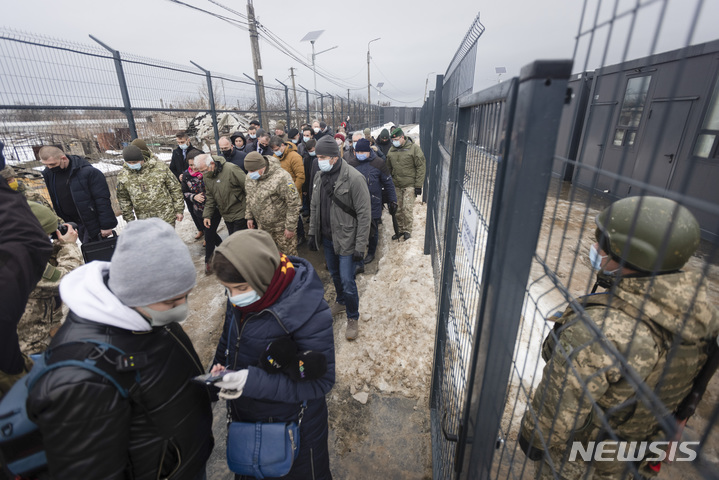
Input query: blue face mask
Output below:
<box><xmin>303</xmin><ymin>136</ymin><xmax>311</xmax><ymax>143</ymax></box>
<box><xmin>309</xmin><ymin>151</ymin><xmax>316</xmax><ymax>156</ymax></box>
<box><xmin>392</xmin><ymin>140</ymin><xmax>401</xmax><ymax>148</ymax></box>
<box><xmin>248</xmin><ymin>171</ymin><xmax>261</xmax><ymax>180</ymax></box>
<box><xmin>273</xmin><ymin>149</ymin><xmax>282</xmax><ymax>157</ymax></box>
<box><xmin>179</xmin><ymin>143</ymin><xmax>188</xmax><ymax>150</ymax></box>
<box><xmin>126</xmin><ymin>162</ymin><xmax>142</xmax><ymax>170</ymax></box>
<box><xmin>226</xmin><ymin>287</ymin><xmax>261</xmax><ymax>307</ymax></box>
<box><xmin>318</xmin><ymin>159</ymin><xmax>332</xmax><ymax>172</ymax></box>
<box><xmin>356</xmin><ymin>153</ymin><xmax>368</xmax><ymax>161</ymax></box>
<box><xmin>249</xmin><ymin>133</ymin><xmax>256</xmax><ymax>139</ymax></box>
<box><xmin>352</xmin><ymin>142</ymin><xmax>358</xmax><ymax>150</ymax></box>
<box><xmin>589</xmin><ymin>244</ymin><xmax>605</xmax><ymax>270</ymax></box>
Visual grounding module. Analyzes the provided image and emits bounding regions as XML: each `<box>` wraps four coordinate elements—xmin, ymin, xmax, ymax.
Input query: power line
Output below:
<box><xmin>165</xmin><ymin>0</ymin><xmax>249</xmax><ymax>30</ymax></box>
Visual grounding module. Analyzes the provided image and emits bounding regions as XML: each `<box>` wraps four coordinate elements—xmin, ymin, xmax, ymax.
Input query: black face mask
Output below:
<box><xmin>50</xmin><ymin>166</ymin><xmax>64</xmax><ymax>173</ymax></box>
<box><xmin>221</xmin><ymin>148</ymin><xmax>233</xmax><ymax>158</ymax></box>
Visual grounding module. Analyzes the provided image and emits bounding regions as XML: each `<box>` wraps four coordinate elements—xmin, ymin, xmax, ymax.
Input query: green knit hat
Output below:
<box><xmin>244</xmin><ymin>152</ymin><xmax>267</xmax><ymax>172</ymax></box>
<box><xmin>131</xmin><ymin>138</ymin><xmax>151</xmax><ymax>160</ymax></box>
<box><xmin>28</xmin><ymin>200</ymin><xmax>57</xmax><ymax>235</ymax></box>
<box><xmin>215</xmin><ymin>229</ymin><xmax>280</xmax><ymax>295</ymax></box>
<box><xmin>391</xmin><ymin>127</ymin><xmax>404</xmax><ymax>138</ymax></box>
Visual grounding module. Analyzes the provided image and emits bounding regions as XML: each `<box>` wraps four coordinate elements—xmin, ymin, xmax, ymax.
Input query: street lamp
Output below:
<box><xmin>376</xmin><ymin>82</ymin><xmax>384</xmax><ymax>106</ymax></box>
<box><xmin>495</xmin><ymin>66</ymin><xmax>507</xmax><ymax>84</ymax></box>
<box><xmin>424</xmin><ymin>72</ymin><xmax>436</xmax><ymax>102</ymax></box>
<box><xmin>301</xmin><ymin>30</ymin><xmax>338</xmax><ymax>92</ymax></box>
<box><xmin>367</xmin><ymin>37</ymin><xmax>380</xmax><ymax>105</ymax></box>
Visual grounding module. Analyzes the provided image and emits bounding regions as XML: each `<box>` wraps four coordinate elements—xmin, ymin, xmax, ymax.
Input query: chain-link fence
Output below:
<box><xmin>0</xmin><ymin>27</ymin><xmax>385</xmax><ymax>211</ymax></box>
<box><xmin>423</xmin><ymin>1</ymin><xmax>719</xmax><ymax>479</ymax></box>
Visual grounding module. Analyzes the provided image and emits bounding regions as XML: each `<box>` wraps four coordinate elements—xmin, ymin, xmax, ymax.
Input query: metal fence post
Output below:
<box><xmin>192</xmin><ymin>62</ymin><xmax>220</xmax><ymax>153</ymax></box>
<box><xmin>326</xmin><ymin>93</ymin><xmax>335</xmax><ymax>129</ymax></box>
<box><xmin>275</xmin><ymin>78</ymin><xmax>291</xmax><ymax>129</ymax></box>
<box><xmin>315</xmin><ymin>91</ymin><xmax>324</xmax><ymax>122</ymax></box>
<box><xmin>89</xmin><ymin>35</ymin><xmax>137</xmax><ymax>139</ymax></box>
<box><xmin>424</xmin><ymin>74</ymin><xmax>444</xmax><ymax>257</ymax></box>
<box><xmin>298</xmin><ymin>84</ymin><xmax>310</xmax><ymax>125</ymax></box>
<box><xmin>457</xmin><ymin>60</ymin><xmax>573</xmax><ymax>479</ymax></box>
<box><xmin>243</xmin><ymin>73</ymin><xmax>263</xmax><ymax>127</ymax></box>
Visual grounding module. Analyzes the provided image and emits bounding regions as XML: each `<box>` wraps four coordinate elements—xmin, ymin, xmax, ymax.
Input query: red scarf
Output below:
<box><xmin>236</xmin><ymin>254</ymin><xmax>296</xmax><ymax>314</ymax></box>
<box><xmin>188</xmin><ymin>167</ymin><xmax>203</xmax><ymax>179</ymax></box>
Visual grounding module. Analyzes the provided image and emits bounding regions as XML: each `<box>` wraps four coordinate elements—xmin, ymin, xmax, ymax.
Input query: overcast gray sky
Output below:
<box><xmin>3</xmin><ymin>0</ymin><xmax>718</xmax><ymax>107</ymax></box>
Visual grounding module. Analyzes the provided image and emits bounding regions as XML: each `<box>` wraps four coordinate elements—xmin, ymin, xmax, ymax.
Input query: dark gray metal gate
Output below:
<box><xmin>422</xmin><ymin>1</ymin><xmax>719</xmax><ymax>479</ymax></box>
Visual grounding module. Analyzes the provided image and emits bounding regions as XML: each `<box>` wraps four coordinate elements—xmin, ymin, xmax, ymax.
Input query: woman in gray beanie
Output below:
<box><xmin>27</xmin><ymin>218</ymin><xmax>214</xmax><ymax>480</ymax></box>
<box><xmin>209</xmin><ymin>229</ymin><xmax>335</xmax><ymax>480</ymax></box>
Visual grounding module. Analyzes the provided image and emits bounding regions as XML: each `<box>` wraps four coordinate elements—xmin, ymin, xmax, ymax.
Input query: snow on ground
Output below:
<box><xmin>370</xmin><ymin>122</ymin><xmax>397</xmax><ymax>138</ymax></box>
<box><xmin>334</xmin><ymin>192</ymin><xmax>437</xmax><ymax>401</ymax></box>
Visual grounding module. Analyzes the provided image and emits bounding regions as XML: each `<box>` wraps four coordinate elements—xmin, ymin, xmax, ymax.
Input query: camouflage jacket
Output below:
<box><xmin>245</xmin><ymin>157</ymin><xmax>301</xmax><ymax>233</ymax></box>
<box><xmin>18</xmin><ymin>241</ymin><xmax>83</xmax><ymax>354</ymax></box>
<box><xmin>521</xmin><ymin>271</ymin><xmax>719</xmax><ymax>449</ymax></box>
<box><xmin>116</xmin><ymin>158</ymin><xmax>184</xmax><ymax>225</ymax></box>
<box><xmin>202</xmin><ymin>156</ymin><xmax>247</xmax><ymax>222</ymax></box>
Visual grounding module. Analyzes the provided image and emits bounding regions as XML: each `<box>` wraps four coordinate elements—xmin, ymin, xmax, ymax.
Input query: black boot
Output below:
<box><xmin>403</xmin><ymin>232</ymin><xmax>411</xmax><ymax>241</ymax></box>
<box><xmin>363</xmin><ymin>253</ymin><xmax>375</xmax><ymax>264</ymax></box>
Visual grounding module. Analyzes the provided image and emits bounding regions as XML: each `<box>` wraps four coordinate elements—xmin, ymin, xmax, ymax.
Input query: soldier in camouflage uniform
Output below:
<box><xmin>116</xmin><ymin>145</ymin><xmax>185</xmax><ymax>227</ymax></box>
<box><xmin>519</xmin><ymin>197</ymin><xmax>719</xmax><ymax>480</ymax></box>
<box><xmin>1</xmin><ymin>165</ymin><xmax>56</xmax><ymax>212</ymax></box>
<box><xmin>18</xmin><ymin>202</ymin><xmax>83</xmax><ymax>354</ymax></box>
<box><xmin>244</xmin><ymin>152</ymin><xmax>301</xmax><ymax>256</ymax></box>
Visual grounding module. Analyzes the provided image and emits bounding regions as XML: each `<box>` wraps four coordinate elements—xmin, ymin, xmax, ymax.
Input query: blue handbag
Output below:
<box><xmin>226</xmin><ymin>402</ymin><xmax>306</xmax><ymax>479</ymax></box>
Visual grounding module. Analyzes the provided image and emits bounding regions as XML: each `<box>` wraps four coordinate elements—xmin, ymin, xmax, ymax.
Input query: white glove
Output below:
<box><xmin>215</xmin><ymin>369</ymin><xmax>248</xmax><ymax>400</ymax></box>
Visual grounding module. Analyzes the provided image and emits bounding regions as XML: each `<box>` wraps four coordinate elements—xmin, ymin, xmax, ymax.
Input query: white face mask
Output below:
<box><xmin>139</xmin><ymin>303</ymin><xmax>188</xmax><ymax>326</ymax></box>
<box><xmin>303</xmin><ymin>136</ymin><xmax>311</xmax><ymax>142</ymax></box>
<box><xmin>392</xmin><ymin>140</ymin><xmax>401</xmax><ymax>148</ymax></box>
<box><xmin>226</xmin><ymin>287</ymin><xmax>261</xmax><ymax>307</ymax></box>
<box><xmin>589</xmin><ymin>244</ymin><xmax>620</xmax><ymax>275</ymax></box>
<box><xmin>318</xmin><ymin>159</ymin><xmax>332</xmax><ymax>172</ymax></box>
<box><xmin>313</xmin><ymin>127</ymin><xmax>320</xmax><ymax>134</ymax></box>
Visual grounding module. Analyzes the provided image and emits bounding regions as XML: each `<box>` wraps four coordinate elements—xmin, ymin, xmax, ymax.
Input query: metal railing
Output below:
<box><xmin>422</xmin><ymin>1</ymin><xmax>719</xmax><ymax>479</ymax></box>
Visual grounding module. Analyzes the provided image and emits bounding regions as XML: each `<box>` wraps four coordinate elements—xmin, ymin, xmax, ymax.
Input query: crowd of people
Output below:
<box><xmin>0</xmin><ymin>117</ymin><xmax>427</xmax><ymax>480</ymax></box>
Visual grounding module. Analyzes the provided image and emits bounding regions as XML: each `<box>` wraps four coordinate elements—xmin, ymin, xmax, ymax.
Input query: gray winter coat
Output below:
<box><xmin>309</xmin><ymin>160</ymin><xmax>371</xmax><ymax>256</ymax></box>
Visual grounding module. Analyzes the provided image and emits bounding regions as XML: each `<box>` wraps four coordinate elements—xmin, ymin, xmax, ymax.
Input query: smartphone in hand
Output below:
<box><xmin>192</xmin><ymin>369</ymin><xmax>235</xmax><ymax>385</ymax></box>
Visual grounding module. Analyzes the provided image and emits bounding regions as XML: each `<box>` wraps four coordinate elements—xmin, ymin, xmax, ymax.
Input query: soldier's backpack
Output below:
<box><xmin>0</xmin><ymin>340</ymin><xmax>140</xmax><ymax>478</ymax></box>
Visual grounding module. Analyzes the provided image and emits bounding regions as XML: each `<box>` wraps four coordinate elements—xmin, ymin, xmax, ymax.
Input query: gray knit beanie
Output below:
<box><xmin>214</xmin><ymin>229</ymin><xmax>280</xmax><ymax>295</ymax></box>
<box><xmin>314</xmin><ymin>136</ymin><xmax>339</xmax><ymax>157</ymax></box>
<box><xmin>108</xmin><ymin>218</ymin><xmax>196</xmax><ymax>306</ymax></box>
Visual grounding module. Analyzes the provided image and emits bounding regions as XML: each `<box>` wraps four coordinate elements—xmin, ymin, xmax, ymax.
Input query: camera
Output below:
<box><xmin>51</xmin><ymin>221</ymin><xmax>78</xmax><ymax>239</ymax></box>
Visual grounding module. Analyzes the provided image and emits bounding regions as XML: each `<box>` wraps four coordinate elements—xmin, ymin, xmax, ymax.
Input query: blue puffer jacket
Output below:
<box><xmin>346</xmin><ymin>149</ymin><xmax>397</xmax><ymax>219</ymax></box>
<box><xmin>213</xmin><ymin>256</ymin><xmax>335</xmax><ymax>479</ymax></box>
<box><xmin>42</xmin><ymin>155</ymin><xmax>117</xmax><ymax>239</ymax></box>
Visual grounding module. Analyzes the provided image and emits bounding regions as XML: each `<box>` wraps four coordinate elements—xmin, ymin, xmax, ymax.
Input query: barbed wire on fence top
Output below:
<box><xmin>0</xmin><ymin>27</ymin><xmax>111</xmax><ymax>58</ymax></box>
<box><xmin>444</xmin><ymin>12</ymin><xmax>486</xmax><ymax>81</ymax></box>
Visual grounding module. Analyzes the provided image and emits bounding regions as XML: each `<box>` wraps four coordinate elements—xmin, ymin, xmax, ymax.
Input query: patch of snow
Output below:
<box><xmin>334</xmin><ymin>195</ymin><xmax>437</xmax><ymax>401</ymax></box>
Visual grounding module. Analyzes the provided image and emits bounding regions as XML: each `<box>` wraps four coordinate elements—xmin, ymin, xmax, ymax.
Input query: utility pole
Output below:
<box><xmin>247</xmin><ymin>0</ymin><xmax>267</xmax><ymax>129</ymax></box>
<box><xmin>289</xmin><ymin>67</ymin><xmax>299</xmax><ymax>125</ymax></box>
<box><xmin>367</xmin><ymin>37</ymin><xmax>380</xmax><ymax>105</ymax></box>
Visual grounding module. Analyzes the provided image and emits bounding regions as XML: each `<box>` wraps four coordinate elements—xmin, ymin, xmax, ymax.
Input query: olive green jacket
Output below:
<box><xmin>386</xmin><ymin>137</ymin><xmax>426</xmax><ymax>189</ymax></box>
<box><xmin>202</xmin><ymin>155</ymin><xmax>247</xmax><ymax>222</ymax></box>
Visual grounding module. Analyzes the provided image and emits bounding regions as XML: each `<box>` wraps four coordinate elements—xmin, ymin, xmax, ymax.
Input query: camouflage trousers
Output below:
<box><xmin>265</xmin><ymin>228</ymin><xmax>298</xmax><ymax>257</ymax></box>
<box><xmin>537</xmin><ymin>444</ymin><xmax>657</xmax><ymax>480</ymax></box>
<box><xmin>396</xmin><ymin>187</ymin><xmax>416</xmax><ymax>234</ymax></box>
<box><xmin>17</xmin><ymin>296</ymin><xmax>64</xmax><ymax>355</ymax></box>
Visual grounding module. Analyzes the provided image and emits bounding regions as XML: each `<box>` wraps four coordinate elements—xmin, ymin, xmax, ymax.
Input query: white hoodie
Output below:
<box><xmin>59</xmin><ymin>262</ymin><xmax>152</xmax><ymax>332</ymax></box>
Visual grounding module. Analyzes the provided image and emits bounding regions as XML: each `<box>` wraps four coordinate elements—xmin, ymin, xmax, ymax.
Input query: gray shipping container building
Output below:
<box><xmin>555</xmin><ymin>39</ymin><xmax>719</xmax><ymax>241</ymax></box>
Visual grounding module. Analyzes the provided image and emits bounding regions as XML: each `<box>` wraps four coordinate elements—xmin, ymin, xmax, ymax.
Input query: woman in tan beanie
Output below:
<box><xmin>208</xmin><ymin>229</ymin><xmax>335</xmax><ymax>479</ymax></box>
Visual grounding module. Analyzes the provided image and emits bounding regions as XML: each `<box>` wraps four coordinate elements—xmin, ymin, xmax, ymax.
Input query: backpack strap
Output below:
<box><xmin>28</xmin><ymin>340</ymin><xmax>140</xmax><ymax>398</ymax></box>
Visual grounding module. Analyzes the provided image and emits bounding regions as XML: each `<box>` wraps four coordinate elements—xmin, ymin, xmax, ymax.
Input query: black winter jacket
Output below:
<box><xmin>170</xmin><ymin>145</ymin><xmax>203</xmax><ymax>180</ymax></box>
<box><xmin>0</xmin><ymin>177</ymin><xmax>53</xmax><ymax>374</ymax></box>
<box><xmin>28</xmin><ymin>314</ymin><xmax>214</xmax><ymax>480</ymax></box>
<box><xmin>346</xmin><ymin>149</ymin><xmax>397</xmax><ymax>218</ymax></box>
<box><xmin>42</xmin><ymin>155</ymin><xmax>117</xmax><ymax>241</ymax></box>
